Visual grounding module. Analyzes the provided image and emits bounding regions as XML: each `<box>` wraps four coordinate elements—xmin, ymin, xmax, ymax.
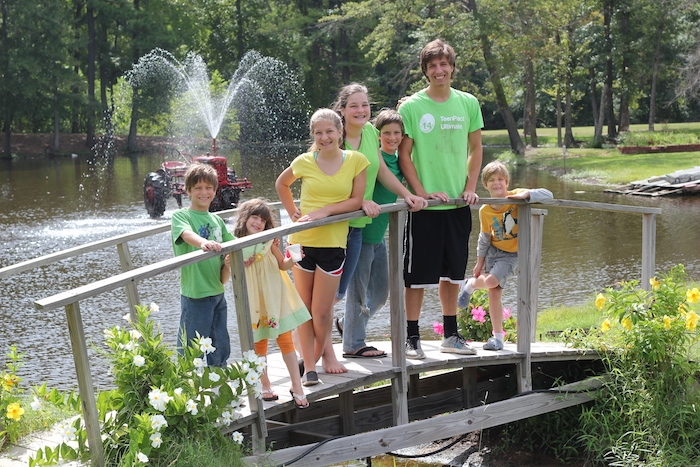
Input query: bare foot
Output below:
<box><xmin>322</xmin><ymin>356</ymin><xmax>347</xmax><ymax>374</ymax></box>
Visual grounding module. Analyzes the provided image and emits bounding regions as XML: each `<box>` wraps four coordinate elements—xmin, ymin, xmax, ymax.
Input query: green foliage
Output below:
<box><xmin>1</xmin><ymin>347</ymin><xmax>27</xmax><ymax>445</ymax></box>
<box><xmin>456</xmin><ymin>289</ymin><xmax>517</xmax><ymax>343</ymax></box>
<box><xmin>30</xmin><ymin>304</ymin><xmax>263</xmax><ymax>466</ymax></box>
<box><xmin>618</xmin><ymin>129</ymin><xmax>700</xmax><ymax>147</ymax></box>
<box><xmin>578</xmin><ymin>265</ymin><xmax>700</xmax><ymax>465</ymax></box>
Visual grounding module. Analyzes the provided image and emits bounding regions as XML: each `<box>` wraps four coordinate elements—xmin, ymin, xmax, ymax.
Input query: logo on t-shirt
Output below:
<box><xmin>419</xmin><ymin>114</ymin><xmax>435</xmax><ymax>133</ymax></box>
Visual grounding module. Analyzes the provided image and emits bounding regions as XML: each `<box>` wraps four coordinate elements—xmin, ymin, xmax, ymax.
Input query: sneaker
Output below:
<box><xmin>482</xmin><ymin>337</ymin><xmax>504</xmax><ymax>351</ymax></box>
<box><xmin>457</xmin><ymin>279</ymin><xmax>472</xmax><ymax>309</ymax></box>
<box><xmin>440</xmin><ymin>334</ymin><xmax>477</xmax><ymax>355</ymax></box>
<box><xmin>406</xmin><ymin>335</ymin><xmax>426</xmax><ymax>359</ymax></box>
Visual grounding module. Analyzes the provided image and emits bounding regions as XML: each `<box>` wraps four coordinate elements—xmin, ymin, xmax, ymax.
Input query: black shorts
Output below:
<box><xmin>403</xmin><ymin>207</ymin><xmax>472</xmax><ymax>288</ymax></box>
<box><xmin>295</xmin><ymin>246</ymin><xmax>345</xmax><ymax>276</ymax></box>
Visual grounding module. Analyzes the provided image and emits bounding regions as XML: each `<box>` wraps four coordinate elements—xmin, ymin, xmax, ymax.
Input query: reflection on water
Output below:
<box><xmin>1</xmin><ymin>147</ymin><xmax>698</xmax><ymax>390</ymax></box>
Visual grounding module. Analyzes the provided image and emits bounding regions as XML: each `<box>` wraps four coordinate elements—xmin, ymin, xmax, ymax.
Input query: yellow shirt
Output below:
<box><xmin>289</xmin><ymin>150</ymin><xmax>369</xmax><ymax>248</ymax></box>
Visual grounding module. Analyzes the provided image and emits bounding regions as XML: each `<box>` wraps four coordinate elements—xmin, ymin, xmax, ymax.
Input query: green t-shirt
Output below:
<box><xmin>399</xmin><ymin>88</ymin><xmax>484</xmax><ymax>210</ymax></box>
<box><xmin>362</xmin><ymin>150</ymin><xmax>402</xmax><ymax>244</ymax></box>
<box><xmin>344</xmin><ymin>122</ymin><xmax>380</xmax><ymax>227</ymax></box>
<box><xmin>171</xmin><ymin>208</ymin><xmax>234</xmax><ymax>299</ymax></box>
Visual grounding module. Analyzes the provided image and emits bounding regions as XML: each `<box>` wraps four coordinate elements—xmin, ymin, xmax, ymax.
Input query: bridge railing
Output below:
<box><xmin>28</xmin><ymin>198</ymin><xmax>660</xmax><ymax>466</ymax></box>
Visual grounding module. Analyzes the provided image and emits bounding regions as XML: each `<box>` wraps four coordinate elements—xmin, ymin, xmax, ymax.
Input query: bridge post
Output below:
<box><xmin>641</xmin><ymin>213</ymin><xmax>657</xmax><ymax>291</ymax></box>
<box><xmin>230</xmin><ymin>249</ymin><xmax>268</xmax><ymax>451</ymax></box>
<box><xmin>388</xmin><ymin>210</ymin><xmax>408</xmax><ymax>425</ymax></box>
<box><xmin>529</xmin><ymin>209</ymin><xmax>547</xmax><ymax>341</ymax></box>
<box><xmin>65</xmin><ymin>302</ymin><xmax>104</xmax><ymax>467</ymax></box>
<box><xmin>116</xmin><ymin>242</ymin><xmax>141</xmax><ymax>322</ymax></box>
<box><xmin>516</xmin><ymin>203</ymin><xmax>533</xmax><ymax>392</ymax></box>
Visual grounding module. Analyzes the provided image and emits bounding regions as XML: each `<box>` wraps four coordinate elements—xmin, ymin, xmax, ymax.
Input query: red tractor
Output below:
<box><xmin>143</xmin><ymin>141</ymin><xmax>252</xmax><ymax>218</ymax></box>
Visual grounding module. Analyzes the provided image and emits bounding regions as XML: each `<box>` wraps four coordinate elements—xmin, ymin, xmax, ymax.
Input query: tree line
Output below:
<box><xmin>1</xmin><ymin>0</ymin><xmax>699</xmax><ymax>156</ymax></box>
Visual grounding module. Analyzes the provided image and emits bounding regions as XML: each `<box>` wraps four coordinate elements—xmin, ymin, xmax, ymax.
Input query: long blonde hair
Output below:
<box><xmin>308</xmin><ymin>108</ymin><xmax>343</xmax><ymax>152</ymax></box>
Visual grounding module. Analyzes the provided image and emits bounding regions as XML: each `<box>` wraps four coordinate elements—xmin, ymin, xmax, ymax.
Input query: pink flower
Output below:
<box><xmin>503</xmin><ymin>308</ymin><xmax>512</xmax><ymax>320</ymax></box>
<box><xmin>433</xmin><ymin>322</ymin><xmax>444</xmax><ymax>335</ymax></box>
<box><xmin>471</xmin><ymin>306</ymin><xmax>487</xmax><ymax>323</ymax></box>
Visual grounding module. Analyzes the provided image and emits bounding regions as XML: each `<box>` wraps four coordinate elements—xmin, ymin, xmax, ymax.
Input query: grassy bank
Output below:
<box><xmin>483</xmin><ymin>122</ymin><xmax>700</xmax><ymax>185</ymax></box>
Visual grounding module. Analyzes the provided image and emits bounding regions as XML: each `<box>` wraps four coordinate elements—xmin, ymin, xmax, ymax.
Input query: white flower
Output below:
<box><xmin>208</xmin><ymin>372</ymin><xmax>221</xmax><ymax>383</ymax></box>
<box><xmin>240</xmin><ymin>362</ymin><xmax>251</xmax><ymax>373</ymax></box>
<box><xmin>122</xmin><ymin>313</ymin><xmax>132</xmax><ymax>323</ymax></box>
<box><xmin>148</xmin><ymin>388</ymin><xmax>172</xmax><ymax>412</ymax></box>
<box><xmin>185</xmin><ymin>399</ymin><xmax>198</xmax><ymax>415</ymax></box>
<box><xmin>103</xmin><ymin>328</ymin><xmax>115</xmax><ymax>339</ymax></box>
<box><xmin>199</xmin><ymin>337</ymin><xmax>215</xmax><ymax>354</ymax></box>
<box><xmin>30</xmin><ymin>396</ymin><xmax>42</xmax><ymax>411</ymax></box>
<box><xmin>173</xmin><ymin>387</ymin><xmax>183</xmax><ymax>396</ymax></box>
<box><xmin>228</xmin><ymin>379</ymin><xmax>241</xmax><ymax>390</ymax></box>
<box><xmin>255</xmin><ymin>360</ymin><xmax>266</xmax><ymax>374</ymax></box>
<box><xmin>149</xmin><ymin>302</ymin><xmax>160</xmax><ymax>312</ymax></box>
<box><xmin>137</xmin><ymin>451</ymin><xmax>148</xmax><ymax>463</ymax></box>
<box><xmin>129</xmin><ymin>329</ymin><xmax>142</xmax><ymax>340</ymax></box>
<box><xmin>133</xmin><ymin>355</ymin><xmax>145</xmax><ymax>367</ymax></box>
<box><xmin>150</xmin><ymin>414</ymin><xmax>168</xmax><ymax>431</ymax></box>
<box><xmin>193</xmin><ymin>358</ymin><xmax>206</xmax><ymax>370</ymax></box>
<box><xmin>232</xmin><ymin>431</ymin><xmax>244</xmax><ymax>444</ymax></box>
<box><xmin>61</xmin><ymin>423</ymin><xmax>77</xmax><ymax>442</ymax></box>
<box><xmin>220</xmin><ymin>410</ymin><xmax>233</xmax><ymax>425</ymax></box>
<box><xmin>245</xmin><ymin>371</ymin><xmax>260</xmax><ymax>386</ymax></box>
<box><xmin>121</xmin><ymin>340</ymin><xmax>137</xmax><ymax>352</ymax></box>
<box><xmin>150</xmin><ymin>432</ymin><xmax>163</xmax><ymax>448</ymax></box>
<box><xmin>242</xmin><ymin>350</ymin><xmax>258</xmax><ymax>363</ymax></box>
<box><xmin>228</xmin><ymin>398</ymin><xmax>243</xmax><ymax>409</ymax></box>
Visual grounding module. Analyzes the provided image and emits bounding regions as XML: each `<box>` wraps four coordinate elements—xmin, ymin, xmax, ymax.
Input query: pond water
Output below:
<box><xmin>1</xmin><ymin>145</ymin><xmax>698</xmax><ymax>390</ymax></box>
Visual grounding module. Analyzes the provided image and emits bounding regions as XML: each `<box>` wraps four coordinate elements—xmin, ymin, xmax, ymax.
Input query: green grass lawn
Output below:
<box><xmin>483</xmin><ymin>122</ymin><xmax>700</xmax><ymax>184</ymax></box>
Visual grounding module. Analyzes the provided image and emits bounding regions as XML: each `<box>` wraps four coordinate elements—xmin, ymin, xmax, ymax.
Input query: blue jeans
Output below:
<box><xmin>335</xmin><ymin>227</ymin><xmax>363</xmax><ymax>300</ymax></box>
<box><xmin>178</xmin><ymin>294</ymin><xmax>230</xmax><ymax>367</ymax></box>
<box><xmin>342</xmin><ymin>240</ymin><xmax>389</xmax><ymax>353</ymax></box>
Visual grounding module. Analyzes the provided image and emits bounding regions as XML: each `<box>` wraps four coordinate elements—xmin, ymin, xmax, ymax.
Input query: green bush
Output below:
<box><xmin>31</xmin><ymin>304</ymin><xmax>262</xmax><ymax>466</ymax></box>
<box><xmin>456</xmin><ymin>289</ymin><xmax>517</xmax><ymax>343</ymax></box>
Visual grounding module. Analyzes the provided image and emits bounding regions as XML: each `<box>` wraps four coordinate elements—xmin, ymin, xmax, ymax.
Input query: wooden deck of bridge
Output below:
<box><xmin>230</xmin><ymin>339</ymin><xmax>601</xmax><ymax>460</ymax></box>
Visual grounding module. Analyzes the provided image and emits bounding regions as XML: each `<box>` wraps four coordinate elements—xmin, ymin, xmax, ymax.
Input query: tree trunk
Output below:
<box><xmin>603</xmin><ymin>0</ymin><xmax>617</xmax><ymax>139</ymax></box>
<box><xmin>649</xmin><ymin>12</ymin><xmax>667</xmax><ymax>131</ymax></box>
<box><xmin>2</xmin><ymin>112</ymin><xmax>10</xmax><ymax>158</ymax></box>
<box><xmin>127</xmin><ymin>88</ymin><xmax>138</xmax><ymax>150</ymax></box>
<box><xmin>53</xmin><ymin>96</ymin><xmax>61</xmax><ymax>152</ymax></box>
<box><xmin>523</xmin><ymin>58</ymin><xmax>537</xmax><ymax>147</ymax></box>
<box><xmin>466</xmin><ymin>0</ymin><xmax>525</xmax><ymax>155</ymax></box>
<box><xmin>236</xmin><ymin>0</ymin><xmax>244</xmax><ymax>61</ymax></box>
<box><xmin>594</xmin><ymin>83</ymin><xmax>607</xmax><ymax>144</ymax></box>
<box><xmin>86</xmin><ymin>3</ymin><xmax>96</xmax><ymax>148</ymax></box>
<box><xmin>618</xmin><ymin>4</ymin><xmax>630</xmax><ymax>131</ymax></box>
<box><xmin>556</xmin><ymin>88</ymin><xmax>562</xmax><ymax>148</ymax></box>
<box><xmin>564</xmin><ymin>26</ymin><xmax>575</xmax><ymax>148</ymax></box>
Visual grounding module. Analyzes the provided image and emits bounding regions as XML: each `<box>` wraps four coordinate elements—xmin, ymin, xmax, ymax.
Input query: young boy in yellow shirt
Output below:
<box><xmin>458</xmin><ymin>161</ymin><xmax>552</xmax><ymax>350</ymax></box>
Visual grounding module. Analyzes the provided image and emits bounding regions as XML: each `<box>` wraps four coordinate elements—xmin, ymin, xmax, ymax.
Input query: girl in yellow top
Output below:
<box><xmin>275</xmin><ymin>108</ymin><xmax>369</xmax><ymax>386</ymax></box>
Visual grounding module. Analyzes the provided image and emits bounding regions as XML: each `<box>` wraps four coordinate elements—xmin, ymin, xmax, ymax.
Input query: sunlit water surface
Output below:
<box><xmin>1</xmin><ymin>146</ymin><xmax>698</xmax><ymax>390</ymax></box>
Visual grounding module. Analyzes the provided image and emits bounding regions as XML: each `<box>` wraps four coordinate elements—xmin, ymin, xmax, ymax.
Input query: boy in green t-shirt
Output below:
<box><xmin>172</xmin><ymin>163</ymin><xmax>234</xmax><ymax>366</ymax></box>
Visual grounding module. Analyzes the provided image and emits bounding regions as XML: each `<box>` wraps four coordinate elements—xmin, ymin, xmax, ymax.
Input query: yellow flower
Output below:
<box><xmin>649</xmin><ymin>277</ymin><xmax>660</xmax><ymax>290</ymax></box>
<box><xmin>6</xmin><ymin>402</ymin><xmax>24</xmax><ymax>421</ymax></box>
<box><xmin>595</xmin><ymin>293</ymin><xmax>607</xmax><ymax>311</ymax></box>
<box><xmin>685</xmin><ymin>310</ymin><xmax>699</xmax><ymax>331</ymax></box>
<box><xmin>621</xmin><ymin>317</ymin><xmax>632</xmax><ymax>331</ymax></box>
<box><xmin>663</xmin><ymin>315</ymin><xmax>673</xmax><ymax>330</ymax></box>
<box><xmin>679</xmin><ymin>302</ymin><xmax>688</xmax><ymax>313</ymax></box>
<box><xmin>687</xmin><ymin>288</ymin><xmax>700</xmax><ymax>304</ymax></box>
<box><xmin>2</xmin><ymin>374</ymin><xmax>20</xmax><ymax>391</ymax></box>
<box><xmin>601</xmin><ymin>319</ymin><xmax>611</xmax><ymax>333</ymax></box>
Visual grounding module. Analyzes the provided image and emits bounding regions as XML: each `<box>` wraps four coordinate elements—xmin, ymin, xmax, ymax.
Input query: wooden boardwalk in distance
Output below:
<box><xmin>235</xmin><ymin>339</ymin><xmax>602</xmax><ymax>466</ymax></box>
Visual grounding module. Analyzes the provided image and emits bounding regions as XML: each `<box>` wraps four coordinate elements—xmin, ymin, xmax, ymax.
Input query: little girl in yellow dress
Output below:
<box><xmin>233</xmin><ymin>198</ymin><xmax>311</xmax><ymax>408</ymax></box>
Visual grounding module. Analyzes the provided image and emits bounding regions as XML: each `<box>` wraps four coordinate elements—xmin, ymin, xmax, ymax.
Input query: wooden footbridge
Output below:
<box><xmin>2</xmin><ymin>197</ymin><xmax>661</xmax><ymax>466</ymax></box>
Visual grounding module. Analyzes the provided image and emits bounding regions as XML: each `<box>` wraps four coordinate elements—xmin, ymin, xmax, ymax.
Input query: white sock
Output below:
<box><xmin>493</xmin><ymin>332</ymin><xmax>504</xmax><ymax>342</ymax></box>
<box><xmin>464</xmin><ymin>278</ymin><xmax>475</xmax><ymax>294</ymax></box>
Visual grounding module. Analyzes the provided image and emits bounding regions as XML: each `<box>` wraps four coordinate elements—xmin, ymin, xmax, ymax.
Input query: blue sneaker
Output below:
<box><xmin>482</xmin><ymin>337</ymin><xmax>504</xmax><ymax>351</ymax></box>
<box><xmin>457</xmin><ymin>279</ymin><xmax>472</xmax><ymax>309</ymax></box>
<box><xmin>440</xmin><ymin>334</ymin><xmax>477</xmax><ymax>355</ymax></box>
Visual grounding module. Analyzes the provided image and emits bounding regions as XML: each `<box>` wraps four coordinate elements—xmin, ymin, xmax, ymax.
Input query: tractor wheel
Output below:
<box><xmin>144</xmin><ymin>173</ymin><xmax>167</xmax><ymax>218</ymax></box>
<box><xmin>221</xmin><ymin>187</ymin><xmax>241</xmax><ymax>209</ymax></box>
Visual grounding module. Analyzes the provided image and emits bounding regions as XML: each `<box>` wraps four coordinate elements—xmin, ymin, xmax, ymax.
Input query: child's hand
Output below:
<box><xmin>473</xmin><ymin>263</ymin><xmax>483</xmax><ymax>278</ymax></box>
<box><xmin>461</xmin><ymin>190</ymin><xmax>479</xmax><ymax>205</ymax></box>
<box><xmin>361</xmin><ymin>200</ymin><xmax>381</xmax><ymax>218</ymax></box>
<box><xmin>224</xmin><ymin>253</ymin><xmax>230</xmax><ymax>268</ymax></box>
<box><xmin>290</xmin><ymin>208</ymin><xmax>302</xmax><ymax>222</ymax></box>
<box><xmin>200</xmin><ymin>240</ymin><xmax>222</xmax><ymax>252</ymax></box>
<box><xmin>506</xmin><ymin>190</ymin><xmax>530</xmax><ymax>200</ymax></box>
<box><xmin>405</xmin><ymin>194</ymin><xmax>428</xmax><ymax>212</ymax></box>
<box><xmin>298</xmin><ymin>207</ymin><xmax>329</xmax><ymax>222</ymax></box>
<box><xmin>427</xmin><ymin>191</ymin><xmax>450</xmax><ymax>202</ymax></box>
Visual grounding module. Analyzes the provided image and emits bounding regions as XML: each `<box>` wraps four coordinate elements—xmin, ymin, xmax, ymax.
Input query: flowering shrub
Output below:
<box><xmin>596</xmin><ymin>264</ymin><xmax>700</xmax><ymax>368</ymax></box>
<box><xmin>1</xmin><ymin>347</ymin><xmax>26</xmax><ymax>446</ymax></box>
<box><xmin>455</xmin><ymin>289</ymin><xmax>517</xmax><ymax>342</ymax></box>
<box><xmin>578</xmin><ymin>265</ymin><xmax>700</xmax><ymax>465</ymax></box>
<box><xmin>31</xmin><ymin>304</ymin><xmax>264</xmax><ymax>466</ymax></box>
